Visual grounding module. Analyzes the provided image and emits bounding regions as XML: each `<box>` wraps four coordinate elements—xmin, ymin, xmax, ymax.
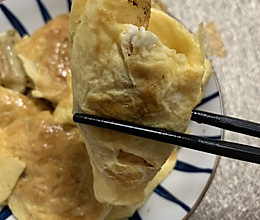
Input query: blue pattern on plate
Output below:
<box><xmin>128</xmin><ymin>211</ymin><xmax>142</xmax><ymax>220</ymax></box>
<box><xmin>67</xmin><ymin>0</ymin><xmax>72</xmax><ymax>12</ymax></box>
<box><xmin>196</xmin><ymin>91</ymin><xmax>220</xmax><ymax>107</ymax></box>
<box><xmin>174</xmin><ymin>160</ymin><xmax>213</xmax><ymax>173</ymax></box>
<box><xmin>155</xmin><ymin>185</ymin><xmax>191</xmax><ymax>212</ymax></box>
<box><xmin>203</xmin><ymin>135</ymin><xmax>221</xmax><ymax>139</ymax></box>
<box><xmin>35</xmin><ymin>0</ymin><xmax>52</xmax><ymax>23</ymax></box>
<box><xmin>0</xmin><ymin>3</ymin><xmax>29</xmax><ymax>37</ymax></box>
<box><xmin>0</xmin><ymin>206</ymin><xmax>12</xmax><ymax>220</ymax></box>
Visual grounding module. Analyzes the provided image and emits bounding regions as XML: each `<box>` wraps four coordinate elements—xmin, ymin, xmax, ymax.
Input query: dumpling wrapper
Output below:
<box><xmin>0</xmin><ymin>112</ymin><xmax>111</xmax><ymax>220</ymax></box>
<box><xmin>0</xmin><ymin>86</ymin><xmax>40</xmax><ymax>128</ymax></box>
<box><xmin>53</xmin><ymin>72</ymin><xmax>74</xmax><ymax>125</ymax></box>
<box><xmin>105</xmin><ymin>148</ymin><xmax>178</xmax><ymax>220</ymax></box>
<box><xmin>16</xmin><ymin>15</ymin><xmax>70</xmax><ymax>104</ymax></box>
<box><xmin>0</xmin><ymin>154</ymin><xmax>25</xmax><ymax>204</ymax></box>
<box><xmin>0</xmin><ymin>30</ymin><xmax>27</xmax><ymax>93</ymax></box>
<box><xmin>70</xmin><ymin>0</ymin><xmax>205</xmax><ymax>205</ymax></box>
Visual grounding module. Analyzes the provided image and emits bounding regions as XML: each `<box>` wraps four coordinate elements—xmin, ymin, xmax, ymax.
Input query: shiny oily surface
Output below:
<box><xmin>162</xmin><ymin>0</ymin><xmax>260</xmax><ymax>219</ymax></box>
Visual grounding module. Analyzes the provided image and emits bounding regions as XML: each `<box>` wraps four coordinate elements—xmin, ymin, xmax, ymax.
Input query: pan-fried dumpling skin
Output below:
<box><xmin>70</xmin><ymin>0</ymin><xmax>205</xmax><ymax>205</ymax></box>
<box><xmin>16</xmin><ymin>15</ymin><xmax>70</xmax><ymax>104</ymax></box>
<box><xmin>0</xmin><ymin>30</ymin><xmax>27</xmax><ymax>93</ymax></box>
<box><xmin>53</xmin><ymin>72</ymin><xmax>74</xmax><ymax>125</ymax></box>
<box><xmin>0</xmin><ymin>112</ymin><xmax>111</xmax><ymax>220</ymax></box>
<box><xmin>69</xmin><ymin>0</ymin><xmax>88</xmax><ymax>46</ymax></box>
<box><xmin>105</xmin><ymin>148</ymin><xmax>178</xmax><ymax>220</ymax></box>
<box><xmin>0</xmin><ymin>86</ymin><xmax>40</xmax><ymax>128</ymax></box>
<box><xmin>0</xmin><ymin>154</ymin><xmax>25</xmax><ymax>204</ymax></box>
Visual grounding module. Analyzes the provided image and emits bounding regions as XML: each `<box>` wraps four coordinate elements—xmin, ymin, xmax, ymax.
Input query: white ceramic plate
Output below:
<box><xmin>0</xmin><ymin>1</ymin><xmax>222</xmax><ymax>220</ymax></box>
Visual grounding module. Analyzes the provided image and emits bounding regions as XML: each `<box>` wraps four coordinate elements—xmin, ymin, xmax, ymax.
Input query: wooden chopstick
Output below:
<box><xmin>73</xmin><ymin>113</ymin><xmax>260</xmax><ymax>164</ymax></box>
<box><xmin>192</xmin><ymin>110</ymin><xmax>260</xmax><ymax>138</ymax></box>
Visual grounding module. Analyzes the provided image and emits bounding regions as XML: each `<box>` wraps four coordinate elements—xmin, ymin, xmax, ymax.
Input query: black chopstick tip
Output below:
<box><xmin>73</xmin><ymin>113</ymin><xmax>87</xmax><ymax>124</ymax></box>
<box><xmin>73</xmin><ymin>113</ymin><xmax>78</xmax><ymax>123</ymax></box>
<box><xmin>73</xmin><ymin>113</ymin><xmax>106</xmax><ymax>127</ymax></box>
<box><xmin>73</xmin><ymin>113</ymin><xmax>78</xmax><ymax>122</ymax></box>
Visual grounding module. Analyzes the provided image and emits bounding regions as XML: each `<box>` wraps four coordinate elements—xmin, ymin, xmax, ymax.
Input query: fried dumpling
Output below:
<box><xmin>0</xmin><ymin>112</ymin><xmax>111</xmax><ymax>220</ymax></box>
<box><xmin>105</xmin><ymin>148</ymin><xmax>178</xmax><ymax>219</ymax></box>
<box><xmin>16</xmin><ymin>15</ymin><xmax>70</xmax><ymax>104</ymax></box>
<box><xmin>70</xmin><ymin>0</ymin><xmax>205</xmax><ymax>206</ymax></box>
<box><xmin>53</xmin><ymin>72</ymin><xmax>74</xmax><ymax>125</ymax></box>
<box><xmin>0</xmin><ymin>86</ymin><xmax>40</xmax><ymax>128</ymax></box>
<box><xmin>0</xmin><ymin>30</ymin><xmax>27</xmax><ymax>93</ymax></box>
<box><xmin>0</xmin><ymin>154</ymin><xmax>25</xmax><ymax>204</ymax></box>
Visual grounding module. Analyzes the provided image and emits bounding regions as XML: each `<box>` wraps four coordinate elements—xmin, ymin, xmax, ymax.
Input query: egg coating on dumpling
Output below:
<box><xmin>70</xmin><ymin>0</ymin><xmax>205</xmax><ymax>205</ymax></box>
<box><xmin>0</xmin><ymin>112</ymin><xmax>111</xmax><ymax>220</ymax></box>
<box><xmin>0</xmin><ymin>86</ymin><xmax>41</xmax><ymax>128</ymax></box>
<box><xmin>16</xmin><ymin>15</ymin><xmax>70</xmax><ymax>104</ymax></box>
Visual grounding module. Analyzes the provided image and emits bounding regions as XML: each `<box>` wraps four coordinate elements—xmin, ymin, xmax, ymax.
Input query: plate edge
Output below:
<box><xmin>181</xmin><ymin>72</ymin><xmax>224</xmax><ymax>220</ymax></box>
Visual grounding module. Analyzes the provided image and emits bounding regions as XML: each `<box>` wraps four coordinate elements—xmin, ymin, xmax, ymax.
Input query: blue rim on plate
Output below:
<box><xmin>0</xmin><ymin>1</ymin><xmax>222</xmax><ymax>219</ymax></box>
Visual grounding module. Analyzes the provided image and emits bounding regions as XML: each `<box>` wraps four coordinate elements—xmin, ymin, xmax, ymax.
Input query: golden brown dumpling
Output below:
<box><xmin>0</xmin><ymin>30</ymin><xmax>27</xmax><ymax>93</ymax></box>
<box><xmin>0</xmin><ymin>112</ymin><xmax>110</xmax><ymax>220</ymax></box>
<box><xmin>53</xmin><ymin>72</ymin><xmax>74</xmax><ymax>125</ymax></box>
<box><xmin>0</xmin><ymin>154</ymin><xmax>25</xmax><ymax>204</ymax></box>
<box><xmin>70</xmin><ymin>0</ymin><xmax>205</xmax><ymax>206</ymax></box>
<box><xmin>16</xmin><ymin>15</ymin><xmax>70</xmax><ymax>104</ymax></box>
<box><xmin>105</xmin><ymin>148</ymin><xmax>178</xmax><ymax>220</ymax></box>
<box><xmin>0</xmin><ymin>86</ymin><xmax>40</xmax><ymax>128</ymax></box>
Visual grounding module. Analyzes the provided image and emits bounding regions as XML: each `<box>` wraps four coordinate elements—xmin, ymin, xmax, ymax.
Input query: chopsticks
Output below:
<box><xmin>191</xmin><ymin>110</ymin><xmax>260</xmax><ymax>138</ymax></box>
<box><xmin>73</xmin><ymin>111</ymin><xmax>260</xmax><ymax>164</ymax></box>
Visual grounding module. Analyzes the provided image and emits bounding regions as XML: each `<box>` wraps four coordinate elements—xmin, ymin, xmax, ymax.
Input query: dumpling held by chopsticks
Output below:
<box><xmin>69</xmin><ymin>0</ymin><xmax>206</xmax><ymax>206</ymax></box>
